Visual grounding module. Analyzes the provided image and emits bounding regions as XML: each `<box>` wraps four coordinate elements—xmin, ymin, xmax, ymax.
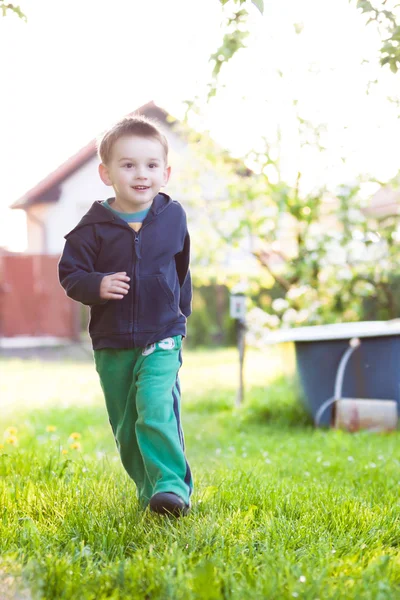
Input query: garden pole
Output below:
<box><xmin>230</xmin><ymin>291</ymin><xmax>247</xmax><ymax>407</ymax></box>
<box><xmin>236</xmin><ymin>317</ymin><xmax>246</xmax><ymax>407</ymax></box>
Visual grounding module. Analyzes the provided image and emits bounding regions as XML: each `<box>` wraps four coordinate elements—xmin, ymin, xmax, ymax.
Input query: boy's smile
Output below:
<box><xmin>99</xmin><ymin>135</ymin><xmax>171</xmax><ymax>213</ymax></box>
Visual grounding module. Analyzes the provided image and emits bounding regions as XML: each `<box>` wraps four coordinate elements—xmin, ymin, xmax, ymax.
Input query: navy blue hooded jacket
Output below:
<box><xmin>58</xmin><ymin>193</ymin><xmax>192</xmax><ymax>350</ymax></box>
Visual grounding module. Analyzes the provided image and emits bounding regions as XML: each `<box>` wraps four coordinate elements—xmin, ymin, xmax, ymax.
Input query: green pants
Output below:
<box><xmin>94</xmin><ymin>335</ymin><xmax>193</xmax><ymax>507</ymax></box>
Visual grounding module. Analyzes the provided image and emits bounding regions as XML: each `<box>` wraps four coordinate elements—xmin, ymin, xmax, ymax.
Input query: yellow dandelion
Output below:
<box><xmin>61</xmin><ymin>449</ymin><xmax>68</xmax><ymax>455</ymax></box>
<box><xmin>5</xmin><ymin>427</ymin><xmax>17</xmax><ymax>436</ymax></box>
<box><xmin>0</xmin><ymin>443</ymin><xmax>4</xmax><ymax>450</ymax></box>
<box><xmin>69</xmin><ymin>432</ymin><xmax>81</xmax><ymax>440</ymax></box>
<box><xmin>46</xmin><ymin>425</ymin><xmax>57</xmax><ymax>432</ymax></box>
<box><xmin>6</xmin><ymin>435</ymin><xmax>18</xmax><ymax>446</ymax></box>
<box><xmin>70</xmin><ymin>442</ymin><xmax>81</xmax><ymax>451</ymax></box>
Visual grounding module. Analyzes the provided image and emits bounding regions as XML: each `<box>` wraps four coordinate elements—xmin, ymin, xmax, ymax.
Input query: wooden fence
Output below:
<box><xmin>0</xmin><ymin>254</ymin><xmax>80</xmax><ymax>339</ymax></box>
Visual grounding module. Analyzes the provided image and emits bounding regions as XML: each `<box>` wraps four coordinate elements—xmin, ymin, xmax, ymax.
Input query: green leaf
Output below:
<box><xmin>13</xmin><ymin>5</ymin><xmax>26</xmax><ymax>20</ymax></box>
<box><xmin>251</xmin><ymin>0</ymin><xmax>264</xmax><ymax>14</ymax></box>
<box><xmin>0</xmin><ymin>3</ymin><xmax>27</xmax><ymax>21</ymax></box>
<box><xmin>356</xmin><ymin>0</ymin><xmax>374</xmax><ymax>12</ymax></box>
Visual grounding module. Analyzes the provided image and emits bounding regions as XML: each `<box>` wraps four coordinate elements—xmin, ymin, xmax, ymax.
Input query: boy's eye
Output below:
<box><xmin>149</xmin><ymin>163</ymin><xmax>157</xmax><ymax>168</ymax></box>
<box><xmin>124</xmin><ymin>163</ymin><xmax>133</xmax><ymax>168</ymax></box>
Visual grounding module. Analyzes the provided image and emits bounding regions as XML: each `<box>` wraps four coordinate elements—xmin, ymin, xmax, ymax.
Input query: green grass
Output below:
<box><xmin>1</xmin><ymin>346</ymin><xmax>400</xmax><ymax>599</ymax></box>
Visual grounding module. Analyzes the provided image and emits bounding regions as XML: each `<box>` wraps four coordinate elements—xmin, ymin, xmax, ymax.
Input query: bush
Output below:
<box><xmin>186</xmin><ymin>285</ymin><xmax>237</xmax><ymax>348</ymax></box>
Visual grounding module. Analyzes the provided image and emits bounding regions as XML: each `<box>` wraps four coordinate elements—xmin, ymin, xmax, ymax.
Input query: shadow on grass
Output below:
<box><xmin>241</xmin><ymin>376</ymin><xmax>313</xmax><ymax>429</ymax></box>
<box><xmin>185</xmin><ymin>375</ymin><xmax>314</xmax><ymax>430</ymax></box>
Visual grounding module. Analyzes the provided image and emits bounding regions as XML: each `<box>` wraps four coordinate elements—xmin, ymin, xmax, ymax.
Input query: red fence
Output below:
<box><xmin>0</xmin><ymin>254</ymin><xmax>80</xmax><ymax>339</ymax></box>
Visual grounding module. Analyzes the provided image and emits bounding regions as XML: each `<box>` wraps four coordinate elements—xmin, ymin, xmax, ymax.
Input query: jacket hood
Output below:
<box><xmin>65</xmin><ymin>192</ymin><xmax>172</xmax><ymax>237</ymax></box>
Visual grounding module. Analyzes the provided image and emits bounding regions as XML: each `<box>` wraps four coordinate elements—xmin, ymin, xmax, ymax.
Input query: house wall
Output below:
<box><xmin>26</xmin><ymin>204</ymin><xmax>48</xmax><ymax>254</ymax></box>
<box><xmin>41</xmin><ymin>156</ymin><xmax>111</xmax><ymax>254</ymax></box>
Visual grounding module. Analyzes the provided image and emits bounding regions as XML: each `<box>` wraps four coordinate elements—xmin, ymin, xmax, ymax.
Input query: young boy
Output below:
<box><xmin>58</xmin><ymin>115</ymin><xmax>193</xmax><ymax>516</ymax></box>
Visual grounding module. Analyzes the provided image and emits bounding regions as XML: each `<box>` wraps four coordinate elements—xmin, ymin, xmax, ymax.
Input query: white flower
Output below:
<box><xmin>272</xmin><ymin>298</ymin><xmax>289</xmax><ymax>312</ymax></box>
<box><xmin>282</xmin><ymin>308</ymin><xmax>298</xmax><ymax>324</ymax></box>
<box><xmin>336</xmin><ymin>268</ymin><xmax>352</xmax><ymax>281</ymax></box>
<box><xmin>295</xmin><ymin>309</ymin><xmax>309</xmax><ymax>324</ymax></box>
<box><xmin>286</xmin><ymin>285</ymin><xmax>309</xmax><ymax>300</ymax></box>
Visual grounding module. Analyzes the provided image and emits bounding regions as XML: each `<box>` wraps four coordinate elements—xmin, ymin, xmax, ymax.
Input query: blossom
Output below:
<box><xmin>69</xmin><ymin>432</ymin><xmax>81</xmax><ymax>440</ymax></box>
<box><xmin>6</xmin><ymin>435</ymin><xmax>18</xmax><ymax>446</ymax></box>
<box><xmin>286</xmin><ymin>285</ymin><xmax>310</xmax><ymax>300</ymax></box>
<box><xmin>271</xmin><ymin>298</ymin><xmax>289</xmax><ymax>313</ymax></box>
<box><xmin>4</xmin><ymin>427</ymin><xmax>17</xmax><ymax>436</ymax></box>
<box><xmin>70</xmin><ymin>442</ymin><xmax>81</xmax><ymax>451</ymax></box>
<box><xmin>46</xmin><ymin>425</ymin><xmax>57</xmax><ymax>432</ymax></box>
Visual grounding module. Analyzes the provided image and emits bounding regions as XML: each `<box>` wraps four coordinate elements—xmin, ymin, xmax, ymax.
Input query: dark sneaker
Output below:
<box><xmin>149</xmin><ymin>492</ymin><xmax>190</xmax><ymax>516</ymax></box>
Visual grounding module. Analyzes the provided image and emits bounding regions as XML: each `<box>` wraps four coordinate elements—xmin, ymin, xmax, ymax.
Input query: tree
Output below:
<box><xmin>209</xmin><ymin>0</ymin><xmax>263</xmax><ymax>97</ymax></box>
<box><xmin>356</xmin><ymin>0</ymin><xmax>400</xmax><ymax>73</ymax></box>
<box><xmin>212</xmin><ymin>0</ymin><xmax>400</xmax><ymax>83</ymax></box>
<box><xmin>184</xmin><ymin>113</ymin><xmax>400</xmax><ymax>338</ymax></box>
<box><xmin>182</xmin><ymin>0</ymin><xmax>400</xmax><ymax>340</ymax></box>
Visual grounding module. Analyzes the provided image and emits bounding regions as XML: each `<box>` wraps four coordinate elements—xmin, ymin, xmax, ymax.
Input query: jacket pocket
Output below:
<box><xmin>137</xmin><ymin>275</ymin><xmax>179</xmax><ymax>332</ymax></box>
<box><xmin>89</xmin><ymin>297</ymin><xmax>129</xmax><ymax>335</ymax></box>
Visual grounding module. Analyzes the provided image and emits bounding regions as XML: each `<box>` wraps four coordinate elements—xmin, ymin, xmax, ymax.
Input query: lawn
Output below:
<box><xmin>1</xmin><ymin>345</ymin><xmax>400</xmax><ymax>599</ymax></box>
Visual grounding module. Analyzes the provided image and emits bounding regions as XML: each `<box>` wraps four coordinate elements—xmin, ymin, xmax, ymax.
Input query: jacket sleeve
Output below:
<box><xmin>58</xmin><ymin>229</ymin><xmax>109</xmax><ymax>306</ymax></box>
<box><xmin>175</xmin><ymin>229</ymin><xmax>192</xmax><ymax>318</ymax></box>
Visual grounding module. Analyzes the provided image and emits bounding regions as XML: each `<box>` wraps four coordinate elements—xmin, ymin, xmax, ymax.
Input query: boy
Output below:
<box><xmin>58</xmin><ymin>115</ymin><xmax>193</xmax><ymax>516</ymax></box>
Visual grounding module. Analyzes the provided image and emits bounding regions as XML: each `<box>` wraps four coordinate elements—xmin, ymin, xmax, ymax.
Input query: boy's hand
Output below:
<box><xmin>100</xmin><ymin>272</ymin><xmax>130</xmax><ymax>300</ymax></box>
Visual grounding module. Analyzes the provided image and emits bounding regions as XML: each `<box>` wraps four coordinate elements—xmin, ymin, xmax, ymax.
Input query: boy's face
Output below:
<box><xmin>99</xmin><ymin>135</ymin><xmax>171</xmax><ymax>212</ymax></box>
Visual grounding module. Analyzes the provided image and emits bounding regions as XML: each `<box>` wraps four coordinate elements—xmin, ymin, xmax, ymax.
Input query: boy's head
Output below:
<box><xmin>97</xmin><ymin>115</ymin><xmax>171</xmax><ymax>212</ymax></box>
<box><xmin>98</xmin><ymin>115</ymin><xmax>169</xmax><ymax>165</ymax></box>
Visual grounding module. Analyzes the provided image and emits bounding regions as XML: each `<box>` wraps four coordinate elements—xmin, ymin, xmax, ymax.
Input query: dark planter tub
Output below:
<box><xmin>266</xmin><ymin>321</ymin><xmax>400</xmax><ymax>426</ymax></box>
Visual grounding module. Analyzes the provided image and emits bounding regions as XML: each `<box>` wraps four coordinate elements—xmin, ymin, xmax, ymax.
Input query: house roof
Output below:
<box><xmin>12</xmin><ymin>101</ymin><xmax>171</xmax><ymax>210</ymax></box>
<box><xmin>362</xmin><ymin>186</ymin><xmax>400</xmax><ymax>219</ymax></box>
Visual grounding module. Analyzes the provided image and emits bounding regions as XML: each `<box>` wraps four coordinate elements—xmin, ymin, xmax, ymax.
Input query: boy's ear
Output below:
<box><xmin>99</xmin><ymin>163</ymin><xmax>113</xmax><ymax>186</ymax></box>
<box><xmin>163</xmin><ymin>166</ymin><xmax>171</xmax><ymax>187</ymax></box>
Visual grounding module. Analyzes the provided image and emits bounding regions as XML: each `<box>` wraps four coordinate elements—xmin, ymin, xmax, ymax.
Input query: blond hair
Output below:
<box><xmin>97</xmin><ymin>115</ymin><xmax>169</xmax><ymax>165</ymax></box>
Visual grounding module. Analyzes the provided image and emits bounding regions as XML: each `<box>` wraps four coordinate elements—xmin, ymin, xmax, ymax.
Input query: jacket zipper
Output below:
<box><xmin>132</xmin><ymin>221</ymin><xmax>151</xmax><ymax>344</ymax></box>
<box><xmin>133</xmin><ymin>232</ymin><xmax>140</xmax><ymax>345</ymax></box>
